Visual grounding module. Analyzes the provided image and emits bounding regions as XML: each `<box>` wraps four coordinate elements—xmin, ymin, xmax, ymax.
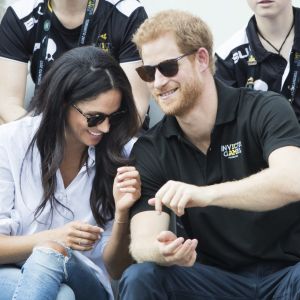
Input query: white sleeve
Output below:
<box><xmin>0</xmin><ymin>142</ymin><xmax>19</xmax><ymax>235</ymax></box>
<box><xmin>97</xmin><ymin>219</ymin><xmax>113</xmax><ymax>255</ymax></box>
<box><xmin>123</xmin><ymin>136</ymin><xmax>138</xmax><ymax>157</ymax></box>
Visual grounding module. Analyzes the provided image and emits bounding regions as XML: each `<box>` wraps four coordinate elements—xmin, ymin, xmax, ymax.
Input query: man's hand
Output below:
<box><xmin>156</xmin><ymin>231</ymin><xmax>198</xmax><ymax>267</ymax></box>
<box><xmin>148</xmin><ymin>180</ymin><xmax>210</xmax><ymax>216</ymax></box>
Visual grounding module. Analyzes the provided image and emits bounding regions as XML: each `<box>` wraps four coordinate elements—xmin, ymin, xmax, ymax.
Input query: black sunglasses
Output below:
<box><xmin>72</xmin><ymin>104</ymin><xmax>127</xmax><ymax>127</ymax></box>
<box><xmin>136</xmin><ymin>51</ymin><xmax>196</xmax><ymax>82</ymax></box>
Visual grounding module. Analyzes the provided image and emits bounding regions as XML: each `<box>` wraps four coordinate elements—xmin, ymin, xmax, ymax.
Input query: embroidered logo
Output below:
<box><xmin>232</xmin><ymin>47</ymin><xmax>249</xmax><ymax>64</ymax></box>
<box><xmin>221</xmin><ymin>141</ymin><xmax>242</xmax><ymax>159</ymax></box>
<box><xmin>24</xmin><ymin>17</ymin><xmax>39</xmax><ymax>31</ymax></box>
<box><xmin>98</xmin><ymin>33</ymin><xmax>112</xmax><ymax>52</ymax></box>
<box><xmin>100</xmin><ymin>33</ymin><xmax>107</xmax><ymax>40</ymax></box>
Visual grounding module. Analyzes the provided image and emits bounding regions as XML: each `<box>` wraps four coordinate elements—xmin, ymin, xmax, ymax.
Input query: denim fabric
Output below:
<box><xmin>119</xmin><ymin>261</ymin><xmax>300</xmax><ymax>300</ymax></box>
<box><xmin>0</xmin><ymin>264</ymin><xmax>75</xmax><ymax>300</ymax></box>
<box><xmin>0</xmin><ymin>246</ymin><xmax>108</xmax><ymax>300</ymax></box>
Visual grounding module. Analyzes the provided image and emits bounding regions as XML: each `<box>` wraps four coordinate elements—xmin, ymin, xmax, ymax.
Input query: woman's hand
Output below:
<box><xmin>50</xmin><ymin>221</ymin><xmax>103</xmax><ymax>251</ymax></box>
<box><xmin>113</xmin><ymin>166</ymin><xmax>141</xmax><ymax>215</ymax></box>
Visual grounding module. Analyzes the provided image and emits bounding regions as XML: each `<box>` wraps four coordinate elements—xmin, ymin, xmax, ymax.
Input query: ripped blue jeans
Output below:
<box><xmin>0</xmin><ymin>246</ymin><xmax>108</xmax><ymax>300</ymax></box>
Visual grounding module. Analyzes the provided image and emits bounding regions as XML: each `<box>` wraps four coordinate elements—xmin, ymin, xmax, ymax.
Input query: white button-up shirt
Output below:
<box><xmin>0</xmin><ymin>115</ymin><xmax>135</xmax><ymax>299</ymax></box>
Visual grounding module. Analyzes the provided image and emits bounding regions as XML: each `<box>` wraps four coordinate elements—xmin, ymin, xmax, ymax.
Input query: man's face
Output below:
<box><xmin>246</xmin><ymin>0</ymin><xmax>292</xmax><ymax>18</ymax></box>
<box><xmin>140</xmin><ymin>33</ymin><xmax>202</xmax><ymax>117</ymax></box>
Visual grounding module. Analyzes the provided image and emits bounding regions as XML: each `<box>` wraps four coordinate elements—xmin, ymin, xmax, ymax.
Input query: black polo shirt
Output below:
<box><xmin>0</xmin><ymin>0</ymin><xmax>147</xmax><ymax>83</ymax></box>
<box><xmin>131</xmin><ymin>79</ymin><xmax>300</xmax><ymax>270</ymax></box>
<box><xmin>215</xmin><ymin>7</ymin><xmax>300</xmax><ymax>121</ymax></box>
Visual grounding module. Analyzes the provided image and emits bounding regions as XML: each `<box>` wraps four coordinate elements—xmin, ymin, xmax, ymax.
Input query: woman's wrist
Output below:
<box><xmin>114</xmin><ymin>211</ymin><xmax>129</xmax><ymax>224</ymax></box>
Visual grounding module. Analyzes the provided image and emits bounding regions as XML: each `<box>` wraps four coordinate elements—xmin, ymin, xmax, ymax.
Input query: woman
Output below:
<box><xmin>0</xmin><ymin>46</ymin><xmax>140</xmax><ymax>300</ymax></box>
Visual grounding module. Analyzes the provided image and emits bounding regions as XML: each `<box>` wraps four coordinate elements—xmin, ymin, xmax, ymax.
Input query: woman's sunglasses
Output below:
<box><xmin>135</xmin><ymin>51</ymin><xmax>196</xmax><ymax>82</ymax></box>
<box><xmin>72</xmin><ymin>104</ymin><xmax>127</xmax><ymax>127</ymax></box>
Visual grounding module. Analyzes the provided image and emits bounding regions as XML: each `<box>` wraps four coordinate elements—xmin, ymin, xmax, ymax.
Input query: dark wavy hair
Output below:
<box><xmin>25</xmin><ymin>46</ymin><xmax>139</xmax><ymax>227</ymax></box>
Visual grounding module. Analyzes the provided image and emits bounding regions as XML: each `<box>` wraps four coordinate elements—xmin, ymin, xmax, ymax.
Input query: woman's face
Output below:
<box><xmin>65</xmin><ymin>89</ymin><xmax>122</xmax><ymax>148</ymax></box>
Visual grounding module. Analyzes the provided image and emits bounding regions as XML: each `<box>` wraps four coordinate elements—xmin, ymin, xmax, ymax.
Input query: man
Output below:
<box><xmin>0</xmin><ymin>0</ymin><xmax>150</xmax><ymax>126</ymax></box>
<box><xmin>215</xmin><ymin>0</ymin><xmax>300</xmax><ymax>122</ymax></box>
<box><xmin>119</xmin><ymin>9</ymin><xmax>300</xmax><ymax>300</ymax></box>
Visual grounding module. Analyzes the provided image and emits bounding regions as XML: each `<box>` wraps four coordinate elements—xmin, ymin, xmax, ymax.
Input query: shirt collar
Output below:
<box><xmin>246</xmin><ymin>15</ymin><xmax>270</xmax><ymax>63</ymax></box>
<box><xmin>87</xmin><ymin>146</ymin><xmax>96</xmax><ymax>167</ymax></box>
<box><xmin>293</xmin><ymin>7</ymin><xmax>300</xmax><ymax>51</ymax></box>
<box><xmin>163</xmin><ymin>78</ymin><xmax>240</xmax><ymax>138</ymax></box>
<box><xmin>247</xmin><ymin>7</ymin><xmax>300</xmax><ymax>59</ymax></box>
<box><xmin>214</xmin><ymin>78</ymin><xmax>240</xmax><ymax>125</ymax></box>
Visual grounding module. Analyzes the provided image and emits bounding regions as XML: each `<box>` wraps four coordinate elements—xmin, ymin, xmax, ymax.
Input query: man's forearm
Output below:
<box><xmin>130</xmin><ymin>238</ymin><xmax>168</xmax><ymax>265</ymax></box>
<box><xmin>204</xmin><ymin>149</ymin><xmax>300</xmax><ymax>211</ymax></box>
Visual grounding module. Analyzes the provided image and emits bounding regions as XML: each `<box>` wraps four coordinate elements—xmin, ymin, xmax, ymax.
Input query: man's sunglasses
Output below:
<box><xmin>136</xmin><ymin>51</ymin><xmax>196</xmax><ymax>82</ymax></box>
<box><xmin>72</xmin><ymin>104</ymin><xmax>127</xmax><ymax>127</ymax></box>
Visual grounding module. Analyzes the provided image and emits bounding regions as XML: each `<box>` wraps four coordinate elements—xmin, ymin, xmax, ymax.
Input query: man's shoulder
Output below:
<box><xmin>237</xmin><ymin>88</ymin><xmax>292</xmax><ymax>121</ymax></box>
<box><xmin>103</xmin><ymin>0</ymin><xmax>144</xmax><ymax>17</ymax></box>
<box><xmin>133</xmin><ymin>118</ymin><xmax>169</xmax><ymax>151</ymax></box>
<box><xmin>216</xmin><ymin>26</ymin><xmax>249</xmax><ymax>60</ymax></box>
<box><xmin>10</xmin><ymin>0</ymin><xmax>44</xmax><ymax>21</ymax></box>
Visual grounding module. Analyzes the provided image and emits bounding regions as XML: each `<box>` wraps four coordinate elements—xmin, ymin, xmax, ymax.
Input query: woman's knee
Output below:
<box><xmin>35</xmin><ymin>241</ymin><xmax>68</xmax><ymax>257</ymax></box>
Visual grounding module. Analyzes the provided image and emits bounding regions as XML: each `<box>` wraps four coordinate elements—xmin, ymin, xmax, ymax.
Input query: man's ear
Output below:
<box><xmin>195</xmin><ymin>47</ymin><xmax>210</xmax><ymax>72</ymax></box>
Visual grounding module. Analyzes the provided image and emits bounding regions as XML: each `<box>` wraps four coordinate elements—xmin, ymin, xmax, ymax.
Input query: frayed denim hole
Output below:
<box><xmin>33</xmin><ymin>246</ymin><xmax>70</xmax><ymax>280</ymax></box>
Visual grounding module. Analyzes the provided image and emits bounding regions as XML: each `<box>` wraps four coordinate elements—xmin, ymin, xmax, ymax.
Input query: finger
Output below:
<box><xmin>148</xmin><ymin>197</ymin><xmax>162</xmax><ymax>213</ymax></box>
<box><xmin>157</xmin><ymin>231</ymin><xmax>177</xmax><ymax>242</ymax></box>
<box><xmin>77</xmin><ymin>223</ymin><xmax>103</xmax><ymax>234</ymax></box>
<box><xmin>174</xmin><ymin>239</ymin><xmax>198</xmax><ymax>259</ymax></box>
<box><xmin>117</xmin><ymin>178</ymin><xmax>138</xmax><ymax>188</ymax></box>
<box><xmin>160</xmin><ymin>237</ymin><xmax>184</xmax><ymax>256</ymax></box>
<box><xmin>148</xmin><ymin>198</ymin><xmax>156</xmax><ymax>206</ymax></box>
<box><xmin>71</xmin><ymin>238</ymin><xmax>95</xmax><ymax>251</ymax></box>
<box><xmin>74</xmin><ymin>229</ymin><xmax>101</xmax><ymax>242</ymax></box>
<box><xmin>117</xmin><ymin>166</ymin><xmax>136</xmax><ymax>174</ymax></box>
<box><xmin>160</xmin><ymin>187</ymin><xmax>176</xmax><ymax>209</ymax></box>
<box><xmin>155</xmin><ymin>181</ymin><xmax>171</xmax><ymax>200</ymax></box>
<box><xmin>119</xmin><ymin>187</ymin><xmax>139</xmax><ymax>194</ymax></box>
<box><xmin>156</xmin><ymin>182</ymin><xmax>177</xmax><ymax>209</ymax></box>
<box><xmin>169</xmin><ymin>190</ymin><xmax>183</xmax><ymax>216</ymax></box>
<box><xmin>175</xmin><ymin>194</ymin><xmax>189</xmax><ymax>217</ymax></box>
<box><xmin>116</xmin><ymin>170</ymin><xmax>139</xmax><ymax>182</ymax></box>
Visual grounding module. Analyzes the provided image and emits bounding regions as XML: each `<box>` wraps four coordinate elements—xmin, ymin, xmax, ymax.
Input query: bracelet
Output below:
<box><xmin>114</xmin><ymin>217</ymin><xmax>128</xmax><ymax>224</ymax></box>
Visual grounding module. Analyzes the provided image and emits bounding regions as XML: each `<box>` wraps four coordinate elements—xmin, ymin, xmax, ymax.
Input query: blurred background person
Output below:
<box><xmin>215</xmin><ymin>0</ymin><xmax>300</xmax><ymax>122</ymax></box>
<box><xmin>0</xmin><ymin>0</ymin><xmax>150</xmax><ymax>127</ymax></box>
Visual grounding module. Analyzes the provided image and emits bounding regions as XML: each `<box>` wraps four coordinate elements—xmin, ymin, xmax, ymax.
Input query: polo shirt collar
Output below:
<box><xmin>214</xmin><ymin>78</ymin><xmax>240</xmax><ymax>126</ymax></box>
<box><xmin>293</xmin><ymin>7</ymin><xmax>300</xmax><ymax>51</ymax></box>
<box><xmin>246</xmin><ymin>15</ymin><xmax>269</xmax><ymax>63</ymax></box>
<box><xmin>163</xmin><ymin>78</ymin><xmax>240</xmax><ymax>138</ymax></box>
<box><xmin>247</xmin><ymin>7</ymin><xmax>300</xmax><ymax>59</ymax></box>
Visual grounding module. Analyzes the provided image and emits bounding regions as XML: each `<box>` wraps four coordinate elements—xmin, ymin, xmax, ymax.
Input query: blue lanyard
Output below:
<box><xmin>245</xmin><ymin>46</ymin><xmax>257</xmax><ymax>89</ymax></box>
